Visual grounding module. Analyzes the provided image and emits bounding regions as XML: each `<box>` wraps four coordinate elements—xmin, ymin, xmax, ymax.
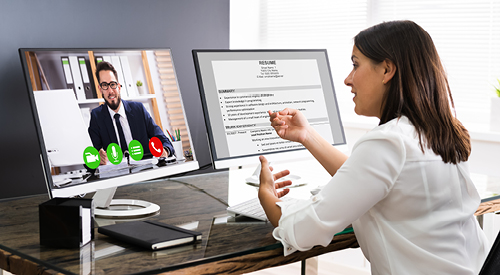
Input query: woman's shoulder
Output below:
<box><xmin>351</xmin><ymin>118</ymin><xmax>407</xmax><ymax>153</ymax></box>
<box><xmin>378</xmin><ymin>116</ymin><xmax>413</xmax><ymax>131</ymax></box>
<box><xmin>353</xmin><ymin>116</ymin><xmax>418</xmax><ymax>151</ymax></box>
<box><xmin>360</xmin><ymin>116</ymin><xmax>412</xmax><ymax>141</ymax></box>
<box><xmin>358</xmin><ymin>116</ymin><xmax>440</xmax><ymax>160</ymax></box>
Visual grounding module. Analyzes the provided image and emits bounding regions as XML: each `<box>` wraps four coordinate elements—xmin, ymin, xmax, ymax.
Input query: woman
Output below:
<box><xmin>258</xmin><ymin>20</ymin><xmax>488</xmax><ymax>274</ymax></box>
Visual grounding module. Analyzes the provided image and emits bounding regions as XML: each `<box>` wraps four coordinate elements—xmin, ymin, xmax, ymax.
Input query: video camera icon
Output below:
<box><xmin>85</xmin><ymin>152</ymin><xmax>99</xmax><ymax>163</ymax></box>
<box><xmin>83</xmin><ymin>146</ymin><xmax>100</xmax><ymax>169</ymax></box>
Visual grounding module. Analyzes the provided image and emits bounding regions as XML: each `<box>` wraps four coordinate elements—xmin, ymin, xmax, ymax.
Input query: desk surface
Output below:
<box><xmin>0</xmin><ymin>171</ymin><xmax>358</xmax><ymax>275</ymax></box>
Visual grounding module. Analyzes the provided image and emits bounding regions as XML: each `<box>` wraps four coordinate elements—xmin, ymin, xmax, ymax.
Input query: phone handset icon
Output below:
<box><xmin>151</xmin><ymin>142</ymin><xmax>160</xmax><ymax>153</ymax></box>
<box><xmin>149</xmin><ymin>137</ymin><xmax>163</xmax><ymax>157</ymax></box>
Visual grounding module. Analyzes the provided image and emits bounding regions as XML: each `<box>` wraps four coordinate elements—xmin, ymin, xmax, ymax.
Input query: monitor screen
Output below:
<box><xmin>20</xmin><ymin>48</ymin><xmax>198</xmax><ymax>199</ymax></box>
<box><xmin>192</xmin><ymin>49</ymin><xmax>345</xmax><ymax>169</ymax></box>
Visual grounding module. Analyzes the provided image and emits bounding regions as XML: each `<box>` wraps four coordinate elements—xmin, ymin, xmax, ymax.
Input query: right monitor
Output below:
<box><xmin>193</xmin><ymin>49</ymin><xmax>346</xmax><ymax>169</ymax></box>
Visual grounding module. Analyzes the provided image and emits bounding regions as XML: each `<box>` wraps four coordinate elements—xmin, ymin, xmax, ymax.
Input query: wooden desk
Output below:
<box><xmin>0</xmin><ymin>171</ymin><xmax>358</xmax><ymax>275</ymax></box>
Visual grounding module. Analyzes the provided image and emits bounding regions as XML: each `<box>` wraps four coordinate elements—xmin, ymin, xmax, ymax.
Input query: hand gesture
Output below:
<box><xmin>268</xmin><ymin>108</ymin><xmax>311</xmax><ymax>144</ymax></box>
<box><xmin>258</xmin><ymin>156</ymin><xmax>291</xmax><ymax>199</ymax></box>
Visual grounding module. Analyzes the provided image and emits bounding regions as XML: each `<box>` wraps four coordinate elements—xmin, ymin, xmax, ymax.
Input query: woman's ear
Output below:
<box><xmin>383</xmin><ymin>59</ymin><xmax>397</xmax><ymax>84</ymax></box>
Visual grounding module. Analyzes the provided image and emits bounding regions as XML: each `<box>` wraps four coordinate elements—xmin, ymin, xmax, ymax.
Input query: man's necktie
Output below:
<box><xmin>113</xmin><ymin>113</ymin><xmax>128</xmax><ymax>154</ymax></box>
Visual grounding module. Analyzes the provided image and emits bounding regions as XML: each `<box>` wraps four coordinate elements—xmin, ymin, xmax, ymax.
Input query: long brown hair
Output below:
<box><xmin>354</xmin><ymin>20</ymin><xmax>470</xmax><ymax>164</ymax></box>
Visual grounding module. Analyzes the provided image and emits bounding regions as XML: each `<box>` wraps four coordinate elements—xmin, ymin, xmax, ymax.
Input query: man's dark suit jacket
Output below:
<box><xmin>88</xmin><ymin>100</ymin><xmax>174</xmax><ymax>157</ymax></box>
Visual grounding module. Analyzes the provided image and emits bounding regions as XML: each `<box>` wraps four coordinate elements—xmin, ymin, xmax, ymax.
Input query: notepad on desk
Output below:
<box><xmin>98</xmin><ymin>220</ymin><xmax>202</xmax><ymax>250</ymax></box>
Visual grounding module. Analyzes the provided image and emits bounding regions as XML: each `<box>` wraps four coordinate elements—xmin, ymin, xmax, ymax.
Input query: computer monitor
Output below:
<box><xmin>192</xmin><ymin>49</ymin><xmax>346</xmax><ymax>169</ymax></box>
<box><xmin>20</xmin><ymin>48</ymin><xmax>198</xmax><ymax>217</ymax></box>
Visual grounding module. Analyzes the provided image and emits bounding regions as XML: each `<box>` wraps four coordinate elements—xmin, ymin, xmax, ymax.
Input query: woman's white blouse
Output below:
<box><xmin>273</xmin><ymin>116</ymin><xmax>488</xmax><ymax>274</ymax></box>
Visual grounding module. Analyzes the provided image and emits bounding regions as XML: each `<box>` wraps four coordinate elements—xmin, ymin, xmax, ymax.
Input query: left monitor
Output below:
<box><xmin>19</xmin><ymin>48</ymin><xmax>198</xmax><ymax>211</ymax></box>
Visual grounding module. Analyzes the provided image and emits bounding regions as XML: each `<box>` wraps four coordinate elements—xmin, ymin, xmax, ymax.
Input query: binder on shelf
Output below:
<box><xmin>98</xmin><ymin>220</ymin><xmax>202</xmax><ymax>250</ymax></box>
<box><xmin>111</xmin><ymin>55</ymin><xmax>129</xmax><ymax>97</ymax></box>
<box><xmin>39</xmin><ymin>197</ymin><xmax>94</xmax><ymax>248</ymax></box>
<box><xmin>95</xmin><ymin>56</ymin><xmax>104</xmax><ymax>64</ymax></box>
<box><xmin>61</xmin><ymin>57</ymin><xmax>74</xmax><ymax>92</ymax></box>
<box><xmin>68</xmin><ymin>56</ymin><xmax>86</xmax><ymax>100</ymax></box>
<box><xmin>120</xmin><ymin>56</ymin><xmax>138</xmax><ymax>97</ymax></box>
<box><xmin>78</xmin><ymin>56</ymin><xmax>96</xmax><ymax>99</ymax></box>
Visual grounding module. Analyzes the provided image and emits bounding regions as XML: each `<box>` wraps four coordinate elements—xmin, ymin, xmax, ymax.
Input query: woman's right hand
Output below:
<box><xmin>269</xmin><ymin>108</ymin><xmax>311</xmax><ymax>144</ymax></box>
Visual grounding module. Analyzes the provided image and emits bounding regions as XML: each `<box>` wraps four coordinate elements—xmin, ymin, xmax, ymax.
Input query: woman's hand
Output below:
<box><xmin>258</xmin><ymin>156</ymin><xmax>291</xmax><ymax>199</ymax></box>
<box><xmin>258</xmin><ymin>155</ymin><xmax>291</xmax><ymax>226</ymax></box>
<box><xmin>269</xmin><ymin>108</ymin><xmax>311</xmax><ymax>144</ymax></box>
<box><xmin>269</xmin><ymin>108</ymin><xmax>348</xmax><ymax>176</ymax></box>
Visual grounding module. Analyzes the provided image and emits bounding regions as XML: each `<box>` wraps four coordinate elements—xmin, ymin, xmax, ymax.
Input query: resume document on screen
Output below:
<box><xmin>210</xmin><ymin>59</ymin><xmax>335</xmax><ymax>158</ymax></box>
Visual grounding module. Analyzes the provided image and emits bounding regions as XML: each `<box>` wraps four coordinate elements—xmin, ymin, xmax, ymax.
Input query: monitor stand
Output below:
<box><xmin>92</xmin><ymin>187</ymin><xmax>160</xmax><ymax>219</ymax></box>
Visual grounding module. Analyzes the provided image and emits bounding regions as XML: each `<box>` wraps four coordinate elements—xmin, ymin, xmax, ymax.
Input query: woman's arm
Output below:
<box><xmin>272</xmin><ymin>132</ymin><xmax>405</xmax><ymax>254</ymax></box>
<box><xmin>302</xmin><ymin>127</ymin><xmax>348</xmax><ymax>176</ymax></box>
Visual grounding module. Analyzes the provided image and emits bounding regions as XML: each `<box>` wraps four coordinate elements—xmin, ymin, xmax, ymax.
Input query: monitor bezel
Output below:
<box><xmin>19</xmin><ymin>47</ymin><xmax>199</xmax><ymax>198</ymax></box>
<box><xmin>192</xmin><ymin>49</ymin><xmax>346</xmax><ymax>169</ymax></box>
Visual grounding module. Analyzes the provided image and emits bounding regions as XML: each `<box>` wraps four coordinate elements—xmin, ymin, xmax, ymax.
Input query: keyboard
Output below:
<box><xmin>226</xmin><ymin>196</ymin><xmax>299</xmax><ymax>221</ymax></box>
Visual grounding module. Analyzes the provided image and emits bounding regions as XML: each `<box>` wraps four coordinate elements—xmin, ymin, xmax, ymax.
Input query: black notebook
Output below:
<box><xmin>98</xmin><ymin>220</ymin><xmax>202</xmax><ymax>250</ymax></box>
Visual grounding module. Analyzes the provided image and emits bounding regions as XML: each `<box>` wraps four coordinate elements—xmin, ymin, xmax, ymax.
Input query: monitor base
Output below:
<box><xmin>94</xmin><ymin>199</ymin><xmax>160</xmax><ymax>219</ymax></box>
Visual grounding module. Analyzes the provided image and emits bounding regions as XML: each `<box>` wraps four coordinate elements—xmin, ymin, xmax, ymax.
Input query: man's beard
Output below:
<box><xmin>105</xmin><ymin>94</ymin><xmax>121</xmax><ymax>110</ymax></box>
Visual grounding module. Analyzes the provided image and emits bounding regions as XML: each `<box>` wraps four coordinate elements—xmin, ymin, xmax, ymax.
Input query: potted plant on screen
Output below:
<box><xmin>491</xmin><ymin>79</ymin><xmax>500</xmax><ymax>132</ymax></box>
<box><xmin>136</xmin><ymin>80</ymin><xmax>144</xmax><ymax>95</ymax></box>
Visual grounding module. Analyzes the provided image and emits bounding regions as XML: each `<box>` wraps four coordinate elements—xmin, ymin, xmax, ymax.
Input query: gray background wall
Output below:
<box><xmin>0</xmin><ymin>0</ymin><xmax>229</xmax><ymax>199</ymax></box>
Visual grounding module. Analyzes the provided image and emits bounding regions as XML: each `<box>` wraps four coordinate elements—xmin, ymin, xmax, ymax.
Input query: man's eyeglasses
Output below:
<box><xmin>99</xmin><ymin>81</ymin><xmax>119</xmax><ymax>90</ymax></box>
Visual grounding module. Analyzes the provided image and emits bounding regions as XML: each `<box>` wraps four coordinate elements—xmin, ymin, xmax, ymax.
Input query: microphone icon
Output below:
<box><xmin>112</xmin><ymin>145</ymin><xmax>118</xmax><ymax>160</ymax></box>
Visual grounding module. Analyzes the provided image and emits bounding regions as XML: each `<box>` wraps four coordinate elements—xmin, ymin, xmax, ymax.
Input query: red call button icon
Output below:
<box><xmin>149</xmin><ymin>137</ymin><xmax>163</xmax><ymax>157</ymax></box>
